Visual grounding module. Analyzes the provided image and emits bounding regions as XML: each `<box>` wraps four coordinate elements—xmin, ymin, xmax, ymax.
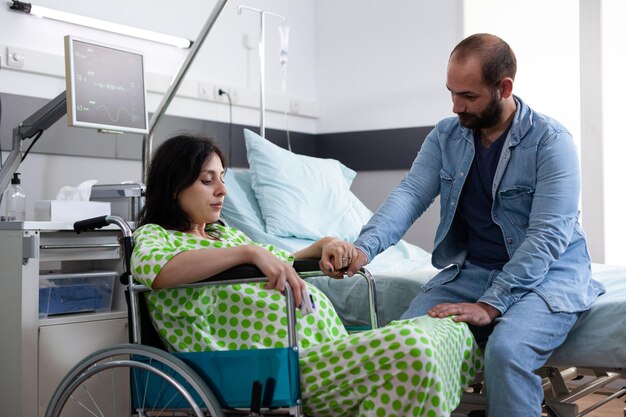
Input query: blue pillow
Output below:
<box><xmin>244</xmin><ymin>129</ymin><xmax>372</xmax><ymax>241</ymax></box>
<box><xmin>222</xmin><ymin>169</ymin><xmax>265</xmax><ymax>232</ymax></box>
<box><xmin>222</xmin><ymin>169</ymin><xmax>312</xmax><ymax>252</ymax></box>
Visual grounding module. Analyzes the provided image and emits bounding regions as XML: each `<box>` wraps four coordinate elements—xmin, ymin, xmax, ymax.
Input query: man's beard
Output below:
<box><xmin>457</xmin><ymin>93</ymin><xmax>503</xmax><ymax>129</ymax></box>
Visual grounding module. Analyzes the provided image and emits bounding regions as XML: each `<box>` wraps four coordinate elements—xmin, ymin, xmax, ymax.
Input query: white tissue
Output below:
<box><xmin>55</xmin><ymin>180</ymin><xmax>98</xmax><ymax>201</ymax></box>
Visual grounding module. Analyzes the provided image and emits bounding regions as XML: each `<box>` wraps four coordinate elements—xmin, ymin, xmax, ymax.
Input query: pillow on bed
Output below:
<box><xmin>222</xmin><ymin>169</ymin><xmax>266</xmax><ymax>232</ymax></box>
<box><xmin>244</xmin><ymin>129</ymin><xmax>372</xmax><ymax>241</ymax></box>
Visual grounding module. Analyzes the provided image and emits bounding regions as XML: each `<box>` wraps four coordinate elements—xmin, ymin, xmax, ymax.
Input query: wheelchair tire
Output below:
<box><xmin>45</xmin><ymin>343</ymin><xmax>225</xmax><ymax>417</ymax></box>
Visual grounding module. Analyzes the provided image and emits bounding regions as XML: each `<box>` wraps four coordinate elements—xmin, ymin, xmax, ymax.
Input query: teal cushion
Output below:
<box><xmin>244</xmin><ymin>129</ymin><xmax>372</xmax><ymax>241</ymax></box>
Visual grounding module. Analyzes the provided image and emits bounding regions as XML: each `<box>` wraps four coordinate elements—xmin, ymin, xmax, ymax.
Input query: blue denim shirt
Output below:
<box><xmin>355</xmin><ymin>96</ymin><xmax>604</xmax><ymax>314</ymax></box>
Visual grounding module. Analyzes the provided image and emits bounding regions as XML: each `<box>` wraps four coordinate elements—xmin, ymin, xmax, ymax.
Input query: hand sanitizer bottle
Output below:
<box><xmin>4</xmin><ymin>173</ymin><xmax>26</xmax><ymax>221</ymax></box>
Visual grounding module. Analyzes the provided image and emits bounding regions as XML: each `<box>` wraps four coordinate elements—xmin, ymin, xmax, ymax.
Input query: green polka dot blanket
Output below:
<box><xmin>131</xmin><ymin>223</ymin><xmax>483</xmax><ymax>417</ymax></box>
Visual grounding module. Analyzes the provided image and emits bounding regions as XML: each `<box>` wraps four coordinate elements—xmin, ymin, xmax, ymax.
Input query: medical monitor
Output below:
<box><xmin>64</xmin><ymin>35</ymin><xmax>149</xmax><ymax>134</ymax></box>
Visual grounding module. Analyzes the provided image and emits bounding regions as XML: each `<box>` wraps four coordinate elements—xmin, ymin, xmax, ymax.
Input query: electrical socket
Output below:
<box><xmin>197</xmin><ymin>82</ymin><xmax>213</xmax><ymax>100</ymax></box>
<box><xmin>214</xmin><ymin>85</ymin><xmax>227</xmax><ymax>101</ymax></box>
<box><xmin>215</xmin><ymin>86</ymin><xmax>239</xmax><ymax>104</ymax></box>
<box><xmin>7</xmin><ymin>47</ymin><xmax>26</xmax><ymax>68</ymax></box>
<box><xmin>289</xmin><ymin>99</ymin><xmax>301</xmax><ymax>115</ymax></box>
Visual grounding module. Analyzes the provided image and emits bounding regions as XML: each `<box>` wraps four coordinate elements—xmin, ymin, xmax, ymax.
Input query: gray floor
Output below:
<box><xmin>452</xmin><ymin>382</ymin><xmax>626</xmax><ymax>416</ymax></box>
<box><xmin>574</xmin><ymin>390</ymin><xmax>625</xmax><ymax>416</ymax></box>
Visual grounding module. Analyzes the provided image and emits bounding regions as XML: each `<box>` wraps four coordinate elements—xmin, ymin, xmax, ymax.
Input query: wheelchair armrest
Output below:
<box><xmin>199</xmin><ymin>258</ymin><xmax>321</xmax><ymax>282</ymax></box>
<box><xmin>293</xmin><ymin>258</ymin><xmax>322</xmax><ymax>273</ymax></box>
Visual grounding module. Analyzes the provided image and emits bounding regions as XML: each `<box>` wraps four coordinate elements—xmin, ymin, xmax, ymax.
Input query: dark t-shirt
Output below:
<box><xmin>459</xmin><ymin>128</ymin><xmax>511</xmax><ymax>270</ymax></box>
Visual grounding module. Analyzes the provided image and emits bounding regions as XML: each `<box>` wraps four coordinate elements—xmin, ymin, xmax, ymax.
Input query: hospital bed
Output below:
<box><xmin>221</xmin><ymin>163</ymin><xmax>626</xmax><ymax>417</ymax></box>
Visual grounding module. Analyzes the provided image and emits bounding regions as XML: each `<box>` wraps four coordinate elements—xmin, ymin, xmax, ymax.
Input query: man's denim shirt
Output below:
<box><xmin>355</xmin><ymin>96</ymin><xmax>604</xmax><ymax>315</ymax></box>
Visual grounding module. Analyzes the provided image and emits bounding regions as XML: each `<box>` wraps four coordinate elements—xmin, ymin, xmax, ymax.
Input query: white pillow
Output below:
<box><xmin>244</xmin><ymin>129</ymin><xmax>372</xmax><ymax>241</ymax></box>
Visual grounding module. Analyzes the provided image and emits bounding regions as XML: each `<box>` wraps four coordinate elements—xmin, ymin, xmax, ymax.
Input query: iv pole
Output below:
<box><xmin>238</xmin><ymin>5</ymin><xmax>285</xmax><ymax>139</ymax></box>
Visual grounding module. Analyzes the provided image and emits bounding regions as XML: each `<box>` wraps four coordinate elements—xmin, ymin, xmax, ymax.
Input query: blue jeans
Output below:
<box><xmin>400</xmin><ymin>261</ymin><xmax>580</xmax><ymax>417</ymax></box>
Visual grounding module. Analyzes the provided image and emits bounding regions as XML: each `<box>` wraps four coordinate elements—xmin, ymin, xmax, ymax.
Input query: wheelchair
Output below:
<box><xmin>44</xmin><ymin>215</ymin><xmax>379</xmax><ymax>417</ymax></box>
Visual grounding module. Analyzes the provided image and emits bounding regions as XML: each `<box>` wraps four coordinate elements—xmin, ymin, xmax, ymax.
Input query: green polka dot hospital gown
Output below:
<box><xmin>131</xmin><ymin>223</ymin><xmax>483</xmax><ymax>417</ymax></box>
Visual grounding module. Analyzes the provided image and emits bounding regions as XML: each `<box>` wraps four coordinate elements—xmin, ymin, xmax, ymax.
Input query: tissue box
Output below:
<box><xmin>34</xmin><ymin>200</ymin><xmax>111</xmax><ymax>222</ymax></box>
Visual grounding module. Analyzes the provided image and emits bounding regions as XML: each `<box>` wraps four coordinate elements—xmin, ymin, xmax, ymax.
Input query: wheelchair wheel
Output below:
<box><xmin>45</xmin><ymin>343</ymin><xmax>225</xmax><ymax>417</ymax></box>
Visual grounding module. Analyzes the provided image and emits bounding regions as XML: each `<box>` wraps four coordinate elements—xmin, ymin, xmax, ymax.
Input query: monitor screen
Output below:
<box><xmin>64</xmin><ymin>36</ymin><xmax>149</xmax><ymax>134</ymax></box>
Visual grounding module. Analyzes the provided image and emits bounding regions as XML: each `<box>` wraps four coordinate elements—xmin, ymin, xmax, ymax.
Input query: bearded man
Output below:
<box><xmin>324</xmin><ymin>33</ymin><xmax>604</xmax><ymax>417</ymax></box>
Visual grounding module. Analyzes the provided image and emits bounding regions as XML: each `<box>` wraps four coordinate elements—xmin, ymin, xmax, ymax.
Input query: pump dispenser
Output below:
<box><xmin>4</xmin><ymin>172</ymin><xmax>26</xmax><ymax>221</ymax></box>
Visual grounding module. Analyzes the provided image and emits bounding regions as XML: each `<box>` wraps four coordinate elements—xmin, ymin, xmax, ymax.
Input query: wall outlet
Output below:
<box><xmin>197</xmin><ymin>82</ymin><xmax>213</xmax><ymax>100</ymax></box>
<box><xmin>214</xmin><ymin>86</ymin><xmax>227</xmax><ymax>101</ymax></box>
<box><xmin>7</xmin><ymin>47</ymin><xmax>26</xmax><ymax>68</ymax></box>
<box><xmin>215</xmin><ymin>86</ymin><xmax>239</xmax><ymax>104</ymax></box>
<box><xmin>290</xmin><ymin>99</ymin><xmax>301</xmax><ymax>115</ymax></box>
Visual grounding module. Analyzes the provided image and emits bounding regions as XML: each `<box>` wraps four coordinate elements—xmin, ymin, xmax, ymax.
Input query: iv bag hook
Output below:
<box><xmin>238</xmin><ymin>5</ymin><xmax>286</xmax><ymax>139</ymax></box>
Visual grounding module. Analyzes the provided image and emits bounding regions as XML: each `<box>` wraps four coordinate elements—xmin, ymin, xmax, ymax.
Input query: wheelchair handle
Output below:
<box><xmin>74</xmin><ymin>215</ymin><xmax>132</xmax><ymax>238</ymax></box>
<box><xmin>74</xmin><ymin>215</ymin><xmax>110</xmax><ymax>233</ymax></box>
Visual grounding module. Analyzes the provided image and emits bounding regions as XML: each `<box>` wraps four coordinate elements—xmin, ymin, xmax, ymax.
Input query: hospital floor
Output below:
<box><xmin>454</xmin><ymin>386</ymin><xmax>626</xmax><ymax>416</ymax></box>
<box><xmin>572</xmin><ymin>389</ymin><xmax>626</xmax><ymax>416</ymax></box>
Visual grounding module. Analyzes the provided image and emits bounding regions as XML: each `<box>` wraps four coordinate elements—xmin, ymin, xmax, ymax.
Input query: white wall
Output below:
<box><xmin>315</xmin><ymin>0</ymin><xmax>462</xmax><ymax>133</ymax></box>
<box><xmin>579</xmin><ymin>0</ymin><xmax>623</xmax><ymax>265</ymax></box>
<box><xmin>597</xmin><ymin>0</ymin><xmax>626</xmax><ymax>265</ymax></box>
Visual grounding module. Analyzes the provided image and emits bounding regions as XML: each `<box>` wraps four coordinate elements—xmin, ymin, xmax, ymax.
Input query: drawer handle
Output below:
<box><xmin>40</xmin><ymin>243</ymin><xmax>120</xmax><ymax>250</ymax></box>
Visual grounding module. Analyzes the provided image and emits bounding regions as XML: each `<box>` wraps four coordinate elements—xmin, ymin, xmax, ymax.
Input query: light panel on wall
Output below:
<box><xmin>9</xmin><ymin>0</ymin><xmax>192</xmax><ymax>49</ymax></box>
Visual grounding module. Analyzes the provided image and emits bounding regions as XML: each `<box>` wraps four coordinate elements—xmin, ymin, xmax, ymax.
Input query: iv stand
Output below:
<box><xmin>238</xmin><ymin>5</ymin><xmax>285</xmax><ymax>139</ymax></box>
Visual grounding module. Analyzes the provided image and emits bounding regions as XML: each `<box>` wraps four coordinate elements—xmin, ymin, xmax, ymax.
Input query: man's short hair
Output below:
<box><xmin>451</xmin><ymin>33</ymin><xmax>517</xmax><ymax>88</ymax></box>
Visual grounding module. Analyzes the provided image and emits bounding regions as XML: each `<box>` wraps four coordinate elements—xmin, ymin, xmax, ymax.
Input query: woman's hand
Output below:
<box><xmin>319</xmin><ymin>238</ymin><xmax>366</xmax><ymax>279</ymax></box>
<box><xmin>248</xmin><ymin>245</ymin><xmax>305</xmax><ymax>307</ymax></box>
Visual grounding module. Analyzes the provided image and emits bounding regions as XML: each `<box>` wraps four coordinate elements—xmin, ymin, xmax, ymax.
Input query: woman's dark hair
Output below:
<box><xmin>136</xmin><ymin>133</ymin><xmax>227</xmax><ymax>231</ymax></box>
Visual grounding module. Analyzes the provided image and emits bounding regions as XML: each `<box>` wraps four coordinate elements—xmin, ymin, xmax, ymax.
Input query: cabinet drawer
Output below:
<box><xmin>39</xmin><ymin>231</ymin><xmax>121</xmax><ymax>261</ymax></box>
<box><xmin>38</xmin><ymin>317</ymin><xmax>129</xmax><ymax>417</ymax></box>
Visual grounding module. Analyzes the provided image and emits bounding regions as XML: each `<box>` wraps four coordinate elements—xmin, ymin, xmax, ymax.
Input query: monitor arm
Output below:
<box><xmin>0</xmin><ymin>90</ymin><xmax>66</xmax><ymax>197</ymax></box>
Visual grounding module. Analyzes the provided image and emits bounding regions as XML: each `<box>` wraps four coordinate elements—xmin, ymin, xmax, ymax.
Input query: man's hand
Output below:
<box><xmin>428</xmin><ymin>302</ymin><xmax>501</xmax><ymax>326</ymax></box>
